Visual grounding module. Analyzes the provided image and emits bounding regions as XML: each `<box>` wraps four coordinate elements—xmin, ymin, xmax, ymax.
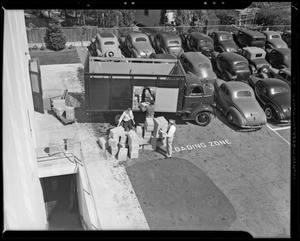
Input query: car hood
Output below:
<box><xmin>196</xmin><ymin>69</ymin><xmax>217</xmax><ymax>81</ymax></box>
<box><xmin>234</xmin><ymin>99</ymin><xmax>266</xmax><ymax>123</ymax></box>
<box><xmin>268</xmin><ymin>39</ymin><xmax>288</xmax><ymax>48</ymax></box>
<box><xmin>220</xmin><ymin>41</ymin><xmax>238</xmax><ymax>51</ymax></box>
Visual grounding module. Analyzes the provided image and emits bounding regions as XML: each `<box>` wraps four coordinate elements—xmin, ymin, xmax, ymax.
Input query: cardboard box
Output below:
<box><xmin>108</xmin><ymin>138</ymin><xmax>118</xmax><ymax>149</ymax></box>
<box><xmin>117</xmin><ymin>148</ymin><xmax>128</xmax><ymax>161</ymax></box>
<box><xmin>98</xmin><ymin>137</ymin><xmax>107</xmax><ymax>150</ymax></box>
<box><xmin>144</xmin><ymin>117</ymin><xmax>154</xmax><ymax>131</ymax></box>
<box><xmin>109</xmin><ymin>126</ymin><xmax>125</xmax><ymax>140</ymax></box>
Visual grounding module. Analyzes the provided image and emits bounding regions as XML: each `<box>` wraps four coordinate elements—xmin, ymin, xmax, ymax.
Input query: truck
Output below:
<box><xmin>84</xmin><ymin>56</ymin><xmax>215</xmax><ymax>126</ymax></box>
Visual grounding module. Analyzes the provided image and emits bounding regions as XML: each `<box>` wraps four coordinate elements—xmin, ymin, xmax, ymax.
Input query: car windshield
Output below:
<box><xmin>135</xmin><ymin>37</ymin><xmax>148</xmax><ymax>42</ymax></box>
<box><xmin>270</xmin><ymin>86</ymin><xmax>289</xmax><ymax>95</ymax></box>
<box><xmin>104</xmin><ymin>41</ymin><xmax>115</xmax><ymax>45</ymax></box>
<box><xmin>236</xmin><ymin>91</ymin><xmax>252</xmax><ymax>97</ymax></box>
<box><xmin>168</xmin><ymin>40</ymin><xmax>180</xmax><ymax>45</ymax></box>
<box><xmin>220</xmin><ymin>35</ymin><xmax>232</xmax><ymax>41</ymax></box>
<box><xmin>271</xmin><ymin>35</ymin><xmax>280</xmax><ymax>39</ymax></box>
<box><xmin>197</xmin><ymin>63</ymin><xmax>211</xmax><ymax>69</ymax></box>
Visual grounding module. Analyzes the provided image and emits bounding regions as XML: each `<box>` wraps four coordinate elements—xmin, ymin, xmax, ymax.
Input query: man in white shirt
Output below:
<box><xmin>160</xmin><ymin>119</ymin><xmax>176</xmax><ymax>158</ymax></box>
<box><xmin>118</xmin><ymin>107</ymin><xmax>135</xmax><ymax>131</ymax></box>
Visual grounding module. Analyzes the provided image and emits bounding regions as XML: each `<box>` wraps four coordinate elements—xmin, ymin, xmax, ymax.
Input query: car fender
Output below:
<box><xmin>131</xmin><ymin>49</ymin><xmax>140</xmax><ymax>58</ymax></box>
<box><xmin>226</xmin><ymin>107</ymin><xmax>245</xmax><ymax>126</ymax></box>
<box><xmin>190</xmin><ymin>104</ymin><xmax>214</xmax><ymax>118</ymax></box>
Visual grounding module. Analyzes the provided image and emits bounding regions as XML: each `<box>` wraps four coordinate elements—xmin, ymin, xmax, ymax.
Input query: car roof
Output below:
<box><xmin>273</xmin><ymin>48</ymin><xmax>291</xmax><ymax>55</ymax></box>
<box><xmin>243</xmin><ymin>47</ymin><xmax>266</xmax><ymax>54</ymax></box>
<box><xmin>159</xmin><ymin>32</ymin><xmax>180</xmax><ymax>40</ymax></box>
<box><xmin>223</xmin><ymin>81</ymin><xmax>253</xmax><ymax>93</ymax></box>
<box><xmin>213</xmin><ymin>31</ymin><xmax>232</xmax><ymax>36</ymax></box>
<box><xmin>262</xmin><ymin>30</ymin><xmax>280</xmax><ymax>36</ymax></box>
<box><xmin>129</xmin><ymin>32</ymin><xmax>148</xmax><ymax>39</ymax></box>
<box><xmin>183</xmin><ymin>52</ymin><xmax>211</xmax><ymax>64</ymax></box>
<box><xmin>259</xmin><ymin>78</ymin><xmax>290</xmax><ymax>88</ymax></box>
<box><xmin>99</xmin><ymin>32</ymin><xmax>116</xmax><ymax>38</ymax></box>
<box><xmin>239</xmin><ymin>29</ymin><xmax>266</xmax><ymax>38</ymax></box>
<box><xmin>220</xmin><ymin>52</ymin><xmax>247</xmax><ymax>62</ymax></box>
<box><xmin>190</xmin><ymin>32</ymin><xmax>212</xmax><ymax>41</ymax></box>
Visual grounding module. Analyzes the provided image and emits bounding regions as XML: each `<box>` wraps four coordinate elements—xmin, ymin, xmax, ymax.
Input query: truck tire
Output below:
<box><xmin>194</xmin><ymin>112</ymin><xmax>211</xmax><ymax>126</ymax></box>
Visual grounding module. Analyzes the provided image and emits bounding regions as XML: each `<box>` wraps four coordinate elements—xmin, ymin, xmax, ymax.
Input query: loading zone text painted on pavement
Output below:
<box><xmin>173</xmin><ymin>139</ymin><xmax>232</xmax><ymax>152</ymax></box>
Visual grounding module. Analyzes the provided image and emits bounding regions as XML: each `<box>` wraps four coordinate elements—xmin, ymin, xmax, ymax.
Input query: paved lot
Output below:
<box><xmin>38</xmin><ymin>61</ymin><xmax>290</xmax><ymax>237</ymax></box>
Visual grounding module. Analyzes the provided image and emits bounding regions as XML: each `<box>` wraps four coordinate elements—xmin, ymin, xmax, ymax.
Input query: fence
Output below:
<box><xmin>27</xmin><ymin>25</ymin><xmax>292</xmax><ymax>44</ymax></box>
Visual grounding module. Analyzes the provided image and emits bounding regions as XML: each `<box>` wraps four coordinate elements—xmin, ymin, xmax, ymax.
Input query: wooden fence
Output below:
<box><xmin>26</xmin><ymin>27</ymin><xmax>120</xmax><ymax>44</ymax></box>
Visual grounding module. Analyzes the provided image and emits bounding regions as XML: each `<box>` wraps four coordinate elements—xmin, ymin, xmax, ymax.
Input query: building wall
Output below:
<box><xmin>135</xmin><ymin>10</ymin><xmax>162</xmax><ymax>27</ymax></box>
<box><xmin>3</xmin><ymin>10</ymin><xmax>47</xmax><ymax>230</ymax></box>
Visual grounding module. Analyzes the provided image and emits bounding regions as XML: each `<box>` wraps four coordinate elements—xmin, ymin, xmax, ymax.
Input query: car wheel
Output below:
<box><xmin>227</xmin><ymin>112</ymin><xmax>234</xmax><ymax>125</ymax></box>
<box><xmin>194</xmin><ymin>112</ymin><xmax>211</xmax><ymax>126</ymax></box>
<box><xmin>221</xmin><ymin>73</ymin><xmax>228</xmax><ymax>81</ymax></box>
<box><xmin>264</xmin><ymin>107</ymin><xmax>273</xmax><ymax>120</ymax></box>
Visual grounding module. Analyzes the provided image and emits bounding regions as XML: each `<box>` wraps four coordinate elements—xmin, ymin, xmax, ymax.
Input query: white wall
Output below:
<box><xmin>3</xmin><ymin>10</ymin><xmax>47</xmax><ymax>230</ymax></box>
<box><xmin>135</xmin><ymin>10</ymin><xmax>161</xmax><ymax>27</ymax></box>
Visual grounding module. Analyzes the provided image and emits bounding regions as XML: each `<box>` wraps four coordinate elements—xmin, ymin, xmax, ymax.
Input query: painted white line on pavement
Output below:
<box><xmin>267</xmin><ymin>125</ymin><xmax>290</xmax><ymax>145</ymax></box>
<box><xmin>272</xmin><ymin>126</ymin><xmax>291</xmax><ymax>131</ymax></box>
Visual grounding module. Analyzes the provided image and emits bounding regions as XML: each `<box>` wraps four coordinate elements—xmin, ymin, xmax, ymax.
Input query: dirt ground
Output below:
<box><xmin>37</xmin><ymin>53</ymin><xmax>290</xmax><ymax>236</ymax></box>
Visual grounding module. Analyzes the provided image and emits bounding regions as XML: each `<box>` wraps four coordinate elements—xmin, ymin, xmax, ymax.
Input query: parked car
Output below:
<box><xmin>248</xmin><ymin>77</ymin><xmax>291</xmax><ymax>124</ymax></box>
<box><xmin>268</xmin><ymin>68</ymin><xmax>291</xmax><ymax>87</ymax></box>
<box><xmin>266</xmin><ymin>48</ymin><xmax>291</xmax><ymax>69</ymax></box>
<box><xmin>213</xmin><ymin>78</ymin><xmax>267</xmax><ymax>129</ymax></box>
<box><xmin>89</xmin><ymin>32</ymin><xmax>123</xmax><ymax>57</ymax></box>
<box><xmin>184</xmin><ymin>32</ymin><xmax>214</xmax><ymax>58</ymax></box>
<box><xmin>178</xmin><ymin>52</ymin><xmax>217</xmax><ymax>85</ymax></box>
<box><xmin>262</xmin><ymin>31</ymin><xmax>288</xmax><ymax>52</ymax></box>
<box><xmin>120</xmin><ymin>32</ymin><xmax>155</xmax><ymax>58</ymax></box>
<box><xmin>152</xmin><ymin>32</ymin><xmax>184</xmax><ymax>57</ymax></box>
<box><xmin>281</xmin><ymin>30</ymin><xmax>291</xmax><ymax>48</ymax></box>
<box><xmin>209</xmin><ymin>31</ymin><xmax>238</xmax><ymax>53</ymax></box>
<box><xmin>211</xmin><ymin>52</ymin><xmax>251</xmax><ymax>83</ymax></box>
<box><xmin>240</xmin><ymin>47</ymin><xmax>271</xmax><ymax>75</ymax></box>
<box><xmin>149</xmin><ymin>53</ymin><xmax>176</xmax><ymax>59</ymax></box>
<box><xmin>234</xmin><ymin>29</ymin><xmax>266</xmax><ymax>48</ymax></box>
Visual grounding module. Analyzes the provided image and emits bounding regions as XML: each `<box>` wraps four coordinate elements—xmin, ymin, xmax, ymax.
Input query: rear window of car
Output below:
<box><xmin>235</xmin><ymin>62</ymin><xmax>248</xmax><ymax>69</ymax></box>
<box><xmin>197</xmin><ymin>63</ymin><xmax>211</xmax><ymax>69</ymax></box>
<box><xmin>168</xmin><ymin>40</ymin><xmax>180</xmax><ymax>45</ymax></box>
<box><xmin>135</xmin><ymin>37</ymin><xmax>148</xmax><ymax>42</ymax></box>
<box><xmin>255</xmin><ymin>53</ymin><xmax>263</xmax><ymax>58</ymax></box>
<box><xmin>271</xmin><ymin>35</ymin><xmax>280</xmax><ymax>39</ymax></box>
<box><xmin>104</xmin><ymin>41</ymin><xmax>116</xmax><ymax>45</ymax></box>
<box><xmin>270</xmin><ymin>86</ymin><xmax>289</xmax><ymax>95</ymax></box>
<box><xmin>236</xmin><ymin>91</ymin><xmax>252</xmax><ymax>97</ymax></box>
<box><xmin>220</xmin><ymin>35</ymin><xmax>232</xmax><ymax>41</ymax></box>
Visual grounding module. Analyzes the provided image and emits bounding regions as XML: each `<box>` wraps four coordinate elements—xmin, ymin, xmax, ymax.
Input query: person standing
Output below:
<box><xmin>160</xmin><ymin>119</ymin><xmax>176</xmax><ymax>158</ymax></box>
<box><xmin>118</xmin><ymin>107</ymin><xmax>135</xmax><ymax>131</ymax></box>
<box><xmin>141</xmin><ymin>100</ymin><xmax>155</xmax><ymax>118</ymax></box>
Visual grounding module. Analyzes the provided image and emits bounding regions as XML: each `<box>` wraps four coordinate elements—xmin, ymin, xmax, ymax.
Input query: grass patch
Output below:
<box><xmin>30</xmin><ymin>48</ymin><xmax>82</xmax><ymax>65</ymax></box>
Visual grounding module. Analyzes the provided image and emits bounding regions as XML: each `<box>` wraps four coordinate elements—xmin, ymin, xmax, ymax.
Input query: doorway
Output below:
<box><xmin>40</xmin><ymin>174</ymin><xmax>83</xmax><ymax>230</ymax></box>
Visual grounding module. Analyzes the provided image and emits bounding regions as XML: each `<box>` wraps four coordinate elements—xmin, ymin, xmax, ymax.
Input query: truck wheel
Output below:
<box><xmin>194</xmin><ymin>112</ymin><xmax>211</xmax><ymax>126</ymax></box>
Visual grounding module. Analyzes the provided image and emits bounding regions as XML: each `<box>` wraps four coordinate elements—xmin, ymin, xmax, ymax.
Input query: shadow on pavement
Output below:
<box><xmin>126</xmin><ymin>157</ymin><xmax>237</xmax><ymax>230</ymax></box>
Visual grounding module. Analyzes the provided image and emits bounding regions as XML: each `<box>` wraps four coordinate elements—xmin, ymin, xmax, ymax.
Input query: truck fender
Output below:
<box><xmin>190</xmin><ymin>104</ymin><xmax>214</xmax><ymax>119</ymax></box>
<box><xmin>226</xmin><ymin>107</ymin><xmax>245</xmax><ymax>126</ymax></box>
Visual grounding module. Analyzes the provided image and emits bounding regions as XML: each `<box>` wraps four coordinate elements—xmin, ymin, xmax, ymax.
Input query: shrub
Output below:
<box><xmin>40</xmin><ymin>45</ymin><xmax>46</xmax><ymax>50</ymax></box>
<box><xmin>44</xmin><ymin>17</ymin><xmax>67</xmax><ymax>51</ymax></box>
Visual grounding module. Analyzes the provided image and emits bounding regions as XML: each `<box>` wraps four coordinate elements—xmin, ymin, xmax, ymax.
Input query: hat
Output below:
<box><xmin>169</xmin><ymin>119</ymin><xmax>175</xmax><ymax>124</ymax></box>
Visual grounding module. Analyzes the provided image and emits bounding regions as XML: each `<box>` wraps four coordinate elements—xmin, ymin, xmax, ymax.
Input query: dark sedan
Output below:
<box><xmin>266</xmin><ymin>48</ymin><xmax>291</xmax><ymax>69</ymax></box>
<box><xmin>184</xmin><ymin>32</ymin><xmax>214</xmax><ymax>58</ymax></box>
<box><xmin>248</xmin><ymin>77</ymin><xmax>291</xmax><ymax>124</ymax></box>
<box><xmin>209</xmin><ymin>31</ymin><xmax>239</xmax><ymax>53</ymax></box>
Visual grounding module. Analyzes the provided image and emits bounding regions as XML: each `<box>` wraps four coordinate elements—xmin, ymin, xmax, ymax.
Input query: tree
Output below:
<box><xmin>159</xmin><ymin>10</ymin><xmax>168</xmax><ymax>26</ymax></box>
<box><xmin>44</xmin><ymin>16</ymin><xmax>67</xmax><ymax>51</ymax></box>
